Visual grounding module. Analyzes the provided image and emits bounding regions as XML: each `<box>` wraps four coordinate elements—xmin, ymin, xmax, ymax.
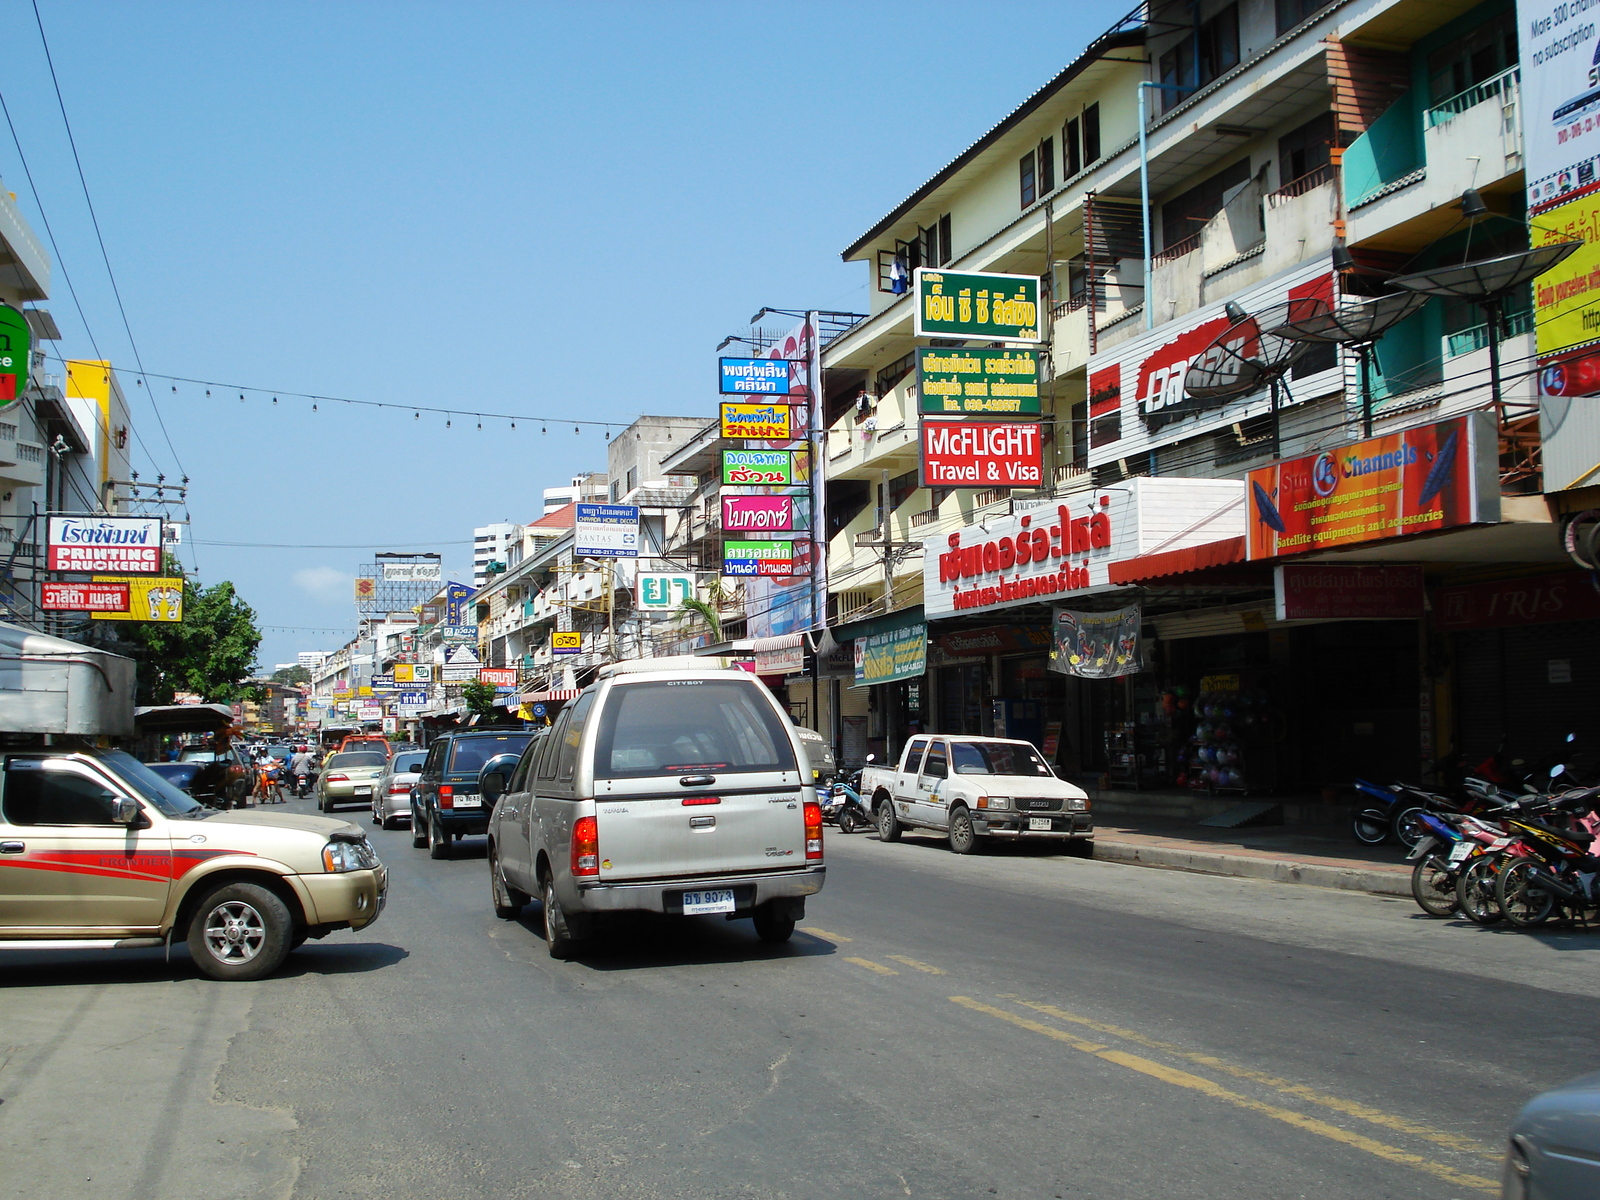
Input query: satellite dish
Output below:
<box><xmin>1183</xmin><ymin>296</ymin><xmax>1332</xmax><ymax>401</ymax></box>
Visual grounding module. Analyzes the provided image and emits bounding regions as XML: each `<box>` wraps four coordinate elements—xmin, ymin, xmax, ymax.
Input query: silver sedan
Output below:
<box><xmin>371</xmin><ymin>749</ymin><xmax>427</xmax><ymax>830</ymax></box>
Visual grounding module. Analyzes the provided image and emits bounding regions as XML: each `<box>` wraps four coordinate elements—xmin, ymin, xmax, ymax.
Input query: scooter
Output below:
<box><xmin>829</xmin><ymin>777</ymin><xmax>874</xmax><ymax>834</ymax></box>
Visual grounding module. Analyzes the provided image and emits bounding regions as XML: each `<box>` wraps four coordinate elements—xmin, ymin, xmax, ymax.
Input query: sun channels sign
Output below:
<box><xmin>46</xmin><ymin>516</ymin><xmax>163</xmax><ymax>574</ymax></box>
<box><xmin>917</xmin><ymin>348</ymin><xmax>1039</xmax><ymax>416</ymax></box>
<box><xmin>913</xmin><ymin>269</ymin><xmax>1040</xmax><ymax>342</ymax></box>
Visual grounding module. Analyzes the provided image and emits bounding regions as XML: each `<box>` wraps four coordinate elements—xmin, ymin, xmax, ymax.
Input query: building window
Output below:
<box><xmin>609</xmin><ymin>480</ymin><xmax>620</xmax><ymax>502</ymax></box>
<box><xmin>1065</xmin><ymin>116</ymin><xmax>1082</xmax><ymax>179</ymax></box>
<box><xmin>625</xmin><ymin>466</ymin><xmax>638</xmax><ymax>493</ymax></box>
<box><xmin>1083</xmin><ymin>103</ymin><xmax>1101</xmax><ymax>165</ymax></box>
<box><xmin>1019</xmin><ymin>149</ymin><xmax>1037</xmax><ymax>208</ymax></box>
<box><xmin>1158</xmin><ymin>3</ymin><xmax>1240</xmax><ymax>112</ymax></box>
<box><xmin>888</xmin><ymin>470</ymin><xmax>918</xmax><ymax>511</ymax></box>
<box><xmin>1426</xmin><ymin>10</ymin><xmax>1517</xmax><ymax>105</ymax></box>
<box><xmin>1037</xmin><ymin>137</ymin><xmax>1055</xmax><ymax>194</ymax></box>
<box><xmin>1277</xmin><ymin>112</ymin><xmax>1333</xmax><ymax>187</ymax></box>
<box><xmin>1275</xmin><ymin>0</ymin><xmax>1332</xmax><ymax>34</ymax></box>
<box><xmin>1160</xmin><ymin>157</ymin><xmax>1251</xmax><ymax>250</ymax></box>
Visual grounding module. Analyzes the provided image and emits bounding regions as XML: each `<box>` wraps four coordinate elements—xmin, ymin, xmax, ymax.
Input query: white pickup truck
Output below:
<box><xmin>860</xmin><ymin>734</ymin><xmax>1092</xmax><ymax>855</ymax></box>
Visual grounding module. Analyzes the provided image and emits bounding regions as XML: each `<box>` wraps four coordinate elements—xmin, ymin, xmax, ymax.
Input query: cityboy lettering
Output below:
<box><xmin>937</xmin><ymin>501</ymin><xmax>1112</xmax><ymax>610</ymax></box>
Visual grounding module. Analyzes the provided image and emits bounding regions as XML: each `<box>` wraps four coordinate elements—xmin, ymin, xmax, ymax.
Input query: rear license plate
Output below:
<box><xmin>681</xmin><ymin>888</ymin><xmax>736</xmax><ymax>915</ymax></box>
<box><xmin>1029</xmin><ymin>817</ymin><xmax>1053</xmax><ymax>831</ymax></box>
<box><xmin>354</xmin><ymin>786</ymin><xmax>372</xmax><ymax>796</ymax></box>
<box><xmin>452</xmin><ymin>796</ymin><xmax>482</xmax><ymax>809</ymax></box>
<box><xmin>1448</xmin><ymin>841</ymin><xmax>1473</xmax><ymax>862</ymax></box>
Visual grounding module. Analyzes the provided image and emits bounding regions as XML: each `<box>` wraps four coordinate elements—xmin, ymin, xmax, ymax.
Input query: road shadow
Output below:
<box><xmin>1408</xmin><ymin>911</ymin><xmax>1600</xmax><ymax>950</ymax></box>
<box><xmin>0</xmin><ymin>940</ymin><xmax>409</xmax><ymax>988</ymax></box>
<box><xmin>508</xmin><ymin>904</ymin><xmax>835</xmax><ymax>971</ymax></box>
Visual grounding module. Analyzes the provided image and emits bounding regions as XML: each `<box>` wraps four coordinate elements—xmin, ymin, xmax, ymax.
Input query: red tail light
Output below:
<box><xmin>804</xmin><ymin>801</ymin><xmax>823</xmax><ymax>861</ymax></box>
<box><xmin>439</xmin><ymin>785</ymin><xmax>454</xmax><ymax>809</ymax></box>
<box><xmin>326</xmin><ymin>773</ymin><xmax>349</xmax><ymax>783</ymax></box>
<box><xmin>389</xmin><ymin>783</ymin><xmax>410</xmax><ymax>794</ymax></box>
<box><xmin>572</xmin><ymin>816</ymin><xmax>599</xmax><ymax>876</ymax></box>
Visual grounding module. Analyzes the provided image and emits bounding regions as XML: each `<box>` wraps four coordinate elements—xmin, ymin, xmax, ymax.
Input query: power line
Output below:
<box><xmin>30</xmin><ymin>0</ymin><xmax>188</xmax><ymax>486</ymax></box>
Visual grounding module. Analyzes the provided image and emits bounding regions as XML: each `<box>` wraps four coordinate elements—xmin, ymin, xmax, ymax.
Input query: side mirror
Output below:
<box><xmin>111</xmin><ymin>798</ymin><xmax>140</xmax><ymax>824</ymax></box>
<box><xmin>1552</xmin><ymin>764</ymin><xmax>1566</xmax><ymax>779</ymax></box>
<box><xmin>480</xmin><ymin>771</ymin><xmax>507</xmax><ymax>803</ymax></box>
<box><xmin>865</xmin><ymin>753</ymin><xmax>877</xmax><ymax>763</ymax></box>
<box><xmin>1568</xmin><ymin>732</ymin><xmax>1578</xmax><ymax>743</ymax></box>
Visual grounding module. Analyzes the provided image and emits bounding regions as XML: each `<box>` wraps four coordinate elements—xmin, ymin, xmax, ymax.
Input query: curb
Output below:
<box><xmin>1092</xmin><ymin>838</ymin><xmax>1412</xmax><ymax>897</ymax></box>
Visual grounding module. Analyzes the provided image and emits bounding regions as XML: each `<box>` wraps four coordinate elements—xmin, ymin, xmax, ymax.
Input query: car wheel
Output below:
<box><xmin>751</xmin><ymin>903</ymin><xmax>795</xmax><ymax>943</ymax></box>
<box><xmin>186</xmin><ymin>882</ymin><xmax>293</xmax><ymax>982</ymax></box>
<box><xmin>948</xmin><ymin>806</ymin><xmax>978</xmax><ymax>855</ymax></box>
<box><xmin>490</xmin><ymin>846</ymin><xmax>528</xmax><ymax>919</ymax></box>
<box><xmin>542</xmin><ymin>875</ymin><xmax>580</xmax><ymax>959</ymax></box>
<box><xmin>411</xmin><ymin>808</ymin><xmax>429</xmax><ymax>848</ymax></box>
<box><xmin>876</xmin><ymin>798</ymin><xmax>902</xmax><ymax>842</ymax></box>
<box><xmin>428</xmin><ymin>814</ymin><xmax>452</xmax><ymax>860</ymax></box>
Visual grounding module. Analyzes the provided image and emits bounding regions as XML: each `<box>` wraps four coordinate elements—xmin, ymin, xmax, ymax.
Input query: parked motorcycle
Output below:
<box><xmin>829</xmin><ymin>777</ymin><xmax>874</xmax><ymax>834</ymax></box>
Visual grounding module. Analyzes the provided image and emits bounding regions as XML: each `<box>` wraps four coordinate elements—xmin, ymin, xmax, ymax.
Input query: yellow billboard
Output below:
<box><xmin>1534</xmin><ymin>199</ymin><xmax>1600</xmax><ymax>357</ymax></box>
<box><xmin>393</xmin><ymin>663</ymin><xmax>414</xmax><ymax>682</ymax></box>
<box><xmin>89</xmin><ymin>575</ymin><xmax>183</xmax><ymax>622</ymax></box>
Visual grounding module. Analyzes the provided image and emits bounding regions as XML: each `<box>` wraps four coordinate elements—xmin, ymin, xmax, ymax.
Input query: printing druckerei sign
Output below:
<box><xmin>919</xmin><ymin>420</ymin><xmax>1042</xmax><ymax>487</ymax></box>
<box><xmin>1244</xmin><ymin>413</ymin><xmax>1500</xmax><ymax>559</ymax></box>
<box><xmin>46</xmin><ymin>516</ymin><xmax>163</xmax><ymax>574</ymax></box>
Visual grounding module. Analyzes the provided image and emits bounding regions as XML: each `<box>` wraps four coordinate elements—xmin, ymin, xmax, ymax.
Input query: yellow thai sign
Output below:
<box><xmin>1534</xmin><ymin>199</ymin><xmax>1600</xmax><ymax>356</ymax></box>
<box><xmin>89</xmin><ymin>575</ymin><xmax>184</xmax><ymax>622</ymax></box>
<box><xmin>393</xmin><ymin>663</ymin><xmax>414</xmax><ymax>682</ymax></box>
<box><xmin>719</xmin><ymin>403</ymin><xmax>791</xmax><ymax>440</ymax></box>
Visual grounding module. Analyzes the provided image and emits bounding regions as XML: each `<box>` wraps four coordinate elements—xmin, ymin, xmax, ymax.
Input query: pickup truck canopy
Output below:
<box><xmin>0</xmin><ymin>620</ymin><xmax>136</xmax><ymax>735</ymax></box>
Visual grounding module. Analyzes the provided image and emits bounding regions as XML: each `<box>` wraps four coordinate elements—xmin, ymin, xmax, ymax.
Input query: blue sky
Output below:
<box><xmin>0</xmin><ymin>0</ymin><xmax>1133</xmax><ymax>667</ymax></box>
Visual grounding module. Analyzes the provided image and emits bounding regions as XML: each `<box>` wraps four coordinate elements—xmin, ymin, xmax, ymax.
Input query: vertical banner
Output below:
<box><xmin>1048</xmin><ymin>605</ymin><xmax>1143</xmax><ymax>678</ymax></box>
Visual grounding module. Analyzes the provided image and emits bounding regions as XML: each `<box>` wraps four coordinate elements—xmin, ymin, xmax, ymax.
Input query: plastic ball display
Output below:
<box><xmin>1194</xmin><ymin>722</ymin><xmax>1213</xmax><ymax>742</ymax></box>
<box><xmin>1213</xmin><ymin>724</ymin><xmax>1233</xmax><ymax>742</ymax></box>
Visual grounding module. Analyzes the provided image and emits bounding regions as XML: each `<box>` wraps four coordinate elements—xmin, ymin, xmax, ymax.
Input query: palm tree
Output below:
<box><xmin>676</xmin><ymin>596</ymin><xmax>722</xmax><ymax>642</ymax></box>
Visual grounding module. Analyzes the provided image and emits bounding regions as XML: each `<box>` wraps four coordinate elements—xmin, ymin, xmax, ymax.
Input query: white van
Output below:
<box><xmin>483</xmin><ymin>658</ymin><xmax>825</xmax><ymax>957</ymax></box>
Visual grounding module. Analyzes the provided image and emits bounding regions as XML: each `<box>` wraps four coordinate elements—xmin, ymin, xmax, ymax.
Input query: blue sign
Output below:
<box><xmin>444</xmin><ymin>581</ymin><xmax>473</xmax><ymax>625</ymax></box>
<box><xmin>531</xmin><ymin>702</ymin><xmax>548</xmax><ymax>718</ymax></box>
<box><xmin>719</xmin><ymin>357</ymin><xmax>801</xmax><ymax>396</ymax></box>
<box><xmin>395</xmin><ymin>690</ymin><xmax>429</xmax><ymax>706</ymax></box>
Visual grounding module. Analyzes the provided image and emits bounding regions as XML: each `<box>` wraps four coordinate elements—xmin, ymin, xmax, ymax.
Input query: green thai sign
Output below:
<box><xmin>721</xmin><ymin>449</ymin><xmax>795</xmax><ymax>486</ymax></box>
<box><xmin>853</xmin><ymin>619</ymin><xmax>927</xmax><ymax>688</ymax></box>
<box><xmin>0</xmin><ymin>305</ymin><xmax>31</xmax><ymax>408</ymax></box>
<box><xmin>917</xmin><ymin>347</ymin><xmax>1040</xmax><ymax>416</ymax></box>
<box><xmin>914</xmin><ymin>269</ymin><xmax>1040</xmax><ymax>342</ymax></box>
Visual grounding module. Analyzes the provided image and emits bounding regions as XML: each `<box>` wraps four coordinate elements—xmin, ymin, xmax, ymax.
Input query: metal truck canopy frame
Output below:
<box><xmin>0</xmin><ymin>620</ymin><xmax>136</xmax><ymax>736</ymax></box>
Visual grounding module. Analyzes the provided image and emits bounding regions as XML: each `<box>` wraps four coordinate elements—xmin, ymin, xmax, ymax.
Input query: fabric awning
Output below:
<box><xmin>751</xmin><ymin>633</ymin><xmax>805</xmax><ymax>674</ymax></box>
<box><xmin>520</xmin><ymin>689</ymin><xmax>580</xmax><ymax>703</ymax></box>
<box><xmin>1108</xmin><ymin>537</ymin><xmax>1246</xmax><ymax>585</ymax></box>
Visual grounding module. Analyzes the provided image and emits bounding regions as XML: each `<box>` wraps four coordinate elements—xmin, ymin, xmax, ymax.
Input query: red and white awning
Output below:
<box><xmin>520</xmin><ymin>689</ymin><xmax>580</xmax><ymax>703</ymax></box>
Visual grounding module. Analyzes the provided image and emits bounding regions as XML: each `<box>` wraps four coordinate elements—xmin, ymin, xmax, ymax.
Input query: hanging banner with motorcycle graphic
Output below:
<box><xmin>1048</xmin><ymin>604</ymin><xmax>1143</xmax><ymax>678</ymax></box>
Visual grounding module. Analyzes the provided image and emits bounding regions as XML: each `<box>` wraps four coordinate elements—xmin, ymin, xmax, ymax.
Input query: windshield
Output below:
<box><xmin>448</xmin><ymin>735</ymin><xmax>532</xmax><ymax>775</ymax></box>
<box><xmin>392</xmin><ymin>751</ymin><xmax>427</xmax><ymax>773</ymax></box>
<box><xmin>180</xmin><ymin>749</ymin><xmax>225</xmax><ymax>762</ymax></box>
<box><xmin>328</xmin><ymin>752</ymin><xmax>387</xmax><ymax>768</ymax></box>
<box><xmin>593</xmin><ymin>678</ymin><xmax>798</xmax><ymax>778</ymax></box>
<box><xmin>950</xmin><ymin>741</ymin><xmax>1053</xmax><ymax>777</ymax></box>
<box><xmin>100</xmin><ymin>750</ymin><xmax>205</xmax><ymax>817</ymax></box>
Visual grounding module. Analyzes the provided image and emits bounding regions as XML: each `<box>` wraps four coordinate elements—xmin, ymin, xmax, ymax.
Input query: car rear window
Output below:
<box><xmin>448</xmin><ymin>735</ymin><xmax>532</xmax><ymax>775</ymax></box>
<box><xmin>392</xmin><ymin>752</ymin><xmax>427</xmax><ymax>772</ymax></box>
<box><xmin>328</xmin><ymin>752</ymin><xmax>386</xmax><ymax>768</ymax></box>
<box><xmin>593</xmin><ymin>679</ymin><xmax>798</xmax><ymax>778</ymax></box>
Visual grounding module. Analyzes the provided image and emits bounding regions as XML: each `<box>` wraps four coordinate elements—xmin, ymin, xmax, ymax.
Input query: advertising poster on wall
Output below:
<box><xmin>1244</xmin><ymin>413</ymin><xmax>1499</xmax><ymax>559</ymax></box>
<box><xmin>1519</xmin><ymin>0</ymin><xmax>1600</xmax><ymax>212</ymax></box>
<box><xmin>916</xmin><ymin>348</ymin><xmax>1040</xmax><ymax>416</ymax></box>
<box><xmin>1048</xmin><ymin>605</ymin><xmax>1143</xmax><ymax>679</ymax></box>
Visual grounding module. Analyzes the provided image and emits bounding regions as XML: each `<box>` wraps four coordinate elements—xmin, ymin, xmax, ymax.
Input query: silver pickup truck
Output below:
<box><xmin>483</xmin><ymin>658</ymin><xmax>825</xmax><ymax>957</ymax></box>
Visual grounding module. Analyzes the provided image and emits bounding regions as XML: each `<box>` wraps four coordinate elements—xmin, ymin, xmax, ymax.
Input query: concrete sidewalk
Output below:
<box><xmin>1090</xmin><ymin>820</ymin><xmax>1413</xmax><ymax>897</ymax></box>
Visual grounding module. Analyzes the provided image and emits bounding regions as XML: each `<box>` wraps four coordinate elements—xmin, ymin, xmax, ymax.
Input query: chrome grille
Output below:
<box><xmin>1019</xmin><ymin>797</ymin><xmax>1062</xmax><ymax>812</ymax></box>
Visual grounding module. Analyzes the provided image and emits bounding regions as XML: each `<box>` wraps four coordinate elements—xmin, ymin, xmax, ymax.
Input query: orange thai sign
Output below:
<box><xmin>1245</xmin><ymin>414</ymin><xmax>1498</xmax><ymax>559</ymax></box>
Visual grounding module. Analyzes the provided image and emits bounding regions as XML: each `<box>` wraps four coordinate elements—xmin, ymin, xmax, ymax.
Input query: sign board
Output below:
<box><xmin>636</xmin><ymin>572</ymin><xmax>694</xmax><ymax>612</ymax></box>
<box><xmin>382</xmin><ymin>716</ymin><xmax>398</xmax><ymax>734</ymax></box>
<box><xmin>381</xmin><ymin>561</ymin><xmax>442</xmax><ymax>582</ymax></box>
<box><xmin>552</xmin><ymin>631</ymin><xmax>582</xmax><ymax>656</ymax></box>
<box><xmin>358</xmin><ymin>686</ymin><xmax>373</xmax><ymax>697</ymax></box>
<box><xmin>1273</xmin><ymin>564</ymin><xmax>1426</xmax><ymax>620</ymax></box>
<box><xmin>753</xmin><ymin>636</ymin><xmax>805</xmax><ymax>675</ymax></box>
<box><xmin>719</xmin><ymin>357</ymin><xmax>806</xmax><ymax>397</ymax></box>
<box><xmin>370</xmin><ymin>673</ymin><xmax>394</xmax><ymax>688</ymax></box>
<box><xmin>41</xmin><ymin>580</ymin><xmax>130</xmax><ymax>612</ymax></box>
<box><xmin>395</xmin><ymin>690</ymin><xmax>430</xmax><ymax>706</ymax></box>
<box><xmin>1049</xmin><ymin>605</ymin><xmax>1143</xmax><ymax>679</ymax></box>
<box><xmin>354</xmin><ymin>577</ymin><xmax>376</xmax><ymax>601</ymax></box>
<box><xmin>478</xmin><ymin>667</ymin><xmax>518</xmax><ymax>687</ymax></box>
<box><xmin>920</xmin><ymin>420</ymin><xmax>1043</xmax><ymax>488</ymax></box>
<box><xmin>0</xmin><ymin>304</ymin><xmax>30</xmax><ymax>406</ymax></box>
<box><xmin>46</xmin><ymin>516</ymin><xmax>163</xmax><ymax>574</ymax></box>
<box><xmin>441</xmin><ymin>667</ymin><xmax>477</xmax><ymax>682</ymax></box>
<box><xmin>1084</xmin><ymin>263</ymin><xmax>1337</xmax><ymax>468</ymax></box>
<box><xmin>853</xmin><ymin>619</ymin><xmax>927</xmax><ymax>687</ymax></box>
<box><xmin>720</xmin><ymin>403</ymin><xmax>791</xmax><ymax>440</ymax></box>
<box><xmin>922</xmin><ymin>476</ymin><xmax>1245</xmax><ymax>618</ymax></box>
<box><xmin>89</xmin><ymin>576</ymin><xmax>184</xmax><ymax>622</ymax></box>
<box><xmin>917</xmin><ymin>348</ymin><xmax>1040</xmax><ymax>416</ymax></box>
<box><xmin>1520</xmin><ymin>0</ymin><xmax>1600</xmax><ymax>212</ymax></box>
<box><xmin>392</xmin><ymin>663</ymin><xmax>414</xmax><ymax>682</ymax></box>
<box><xmin>358</xmin><ymin>705</ymin><xmax>383</xmax><ymax>721</ymax></box>
<box><xmin>914</xmin><ymin>268</ymin><xmax>1040</xmax><ymax>341</ymax></box>
<box><xmin>439</xmin><ymin>624</ymin><xmax>478</xmax><ymax>644</ymax></box>
<box><xmin>723</xmin><ymin>539</ymin><xmax>796</xmax><ymax>577</ymax></box>
<box><xmin>721</xmin><ymin>494</ymin><xmax>796</xmax><ymax>533</ymax></box>
<box><xmin>722</xmin><ymin>449</ymin><xmax>795</xmax><ymax>485</ymax></box>
<box><xmin>443</xmin><ymin>643</ymin><xmax>480</xmax><ymax>666</ymax></box>
<box><xmin>1435</xmin><ymin>569</ymin><xmax>1600</xmax><ymax>630</ymax></box>
<box><xmin>411</xmin><ymin>663</ymin><xmax>433</xmax><ymax>683</ymax></box>
<box><xmin>530</xmin><ymin>702</ymin><xmax>548</xmax><ymax>718</ymax></box>
<box><xmin>1244</xmin><ymin>413</ymin><xmax>1500</xmax><ymax>559</ymax></box>
<box><xmin>574</xmin><ymin>503</ymin><xmax>640</xmax><ymax>558</ymax></box>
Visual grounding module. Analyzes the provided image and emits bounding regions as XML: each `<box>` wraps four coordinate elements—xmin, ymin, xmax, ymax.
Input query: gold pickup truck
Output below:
<box><xmin>0</xmin><ymin>744</ymin><xmax>387</xmax><ymax>980</ymax></box>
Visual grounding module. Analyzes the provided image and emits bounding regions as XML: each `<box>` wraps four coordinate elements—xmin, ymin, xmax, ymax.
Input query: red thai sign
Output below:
<box><xmin>1435</xmin><ymin>570</ymin><xmax>1600</xmax><ymax>631</ymax></box>
<box><xmin>477</xmin><ymin>667</ymin><xmax>518</xmax><ymax>687</ymax></box>
<box><xmin>1273</xmin><ymin>564</ymin><xmax>1424</xmax><ymax>620</ymax></box>
<box><xmin>1245</xmin><ymin>414</ymin><xmax>1496</xmax><ymax>559</ymax></box>
<box><xmin>920</xmin><ymin>420</ymin><xmax>1043</xmax><ymax>488</ymax></box>
<box><xmin>41</xmin><ymin>580</ymin><xmax>130</xmax><ymax>612</ymax></box>
<box><xmin>937</xmin><ymin>625</ymin><xmax>1052</xmax><ymax>656</ymax></box>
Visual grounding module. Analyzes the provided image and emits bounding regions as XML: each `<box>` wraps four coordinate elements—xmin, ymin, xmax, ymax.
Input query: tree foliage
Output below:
<box><xmin>460</xmin><ymin>680</ymin><xmax>499</xmax><ymax>716</ymax></box>
<box><xmin>272</xmin><ymin>664</ymin><xmax>311</xmax><ymax>685</ymax></box>
<box><xmin>123</xmin><ymin>578</ymin><xmax>263</xmax><ymax>705</ymax></box>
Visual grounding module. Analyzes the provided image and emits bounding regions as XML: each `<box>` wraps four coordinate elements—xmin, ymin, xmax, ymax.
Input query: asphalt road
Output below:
<box><xmin>4</xmin><ymin>795</ymin><xmax>1599</xmax><ymax>1200</ymax></box>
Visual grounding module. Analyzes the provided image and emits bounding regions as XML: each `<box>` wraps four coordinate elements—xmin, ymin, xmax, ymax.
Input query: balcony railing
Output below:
<box><xmin>1427</xmin><ymin>66</ymin><xmax>1519</xmax><ymax>127</ymax></box>
<box><xmin>908</xmin><ymin>507</ymin><xmax>938</xmax><ymax>528</ymax></box>
<box><xmin>1152</xmin><ymin>231</ymin><xmax>1201</xmax><ymax>265</ymax></box>
<box><xmin>1444</xmin><ymin>307</ymin><xmax>1534</xmax><ymax>358</ymax></box>
<box><xmin>1265</xmin><ymin>162</ymin><xmax>1334</xmax><ymax>207</ymax></box>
